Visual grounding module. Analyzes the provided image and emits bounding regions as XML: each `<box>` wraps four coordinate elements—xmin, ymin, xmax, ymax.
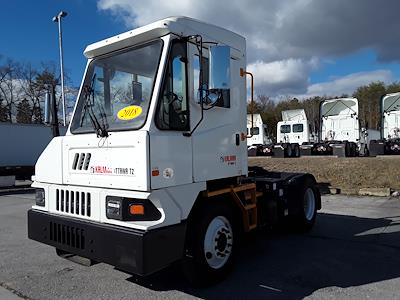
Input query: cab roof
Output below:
<box><xmin>84</xmin><ymin>16</ymin><xmax>246</xmax><ymax>58</ymax></box>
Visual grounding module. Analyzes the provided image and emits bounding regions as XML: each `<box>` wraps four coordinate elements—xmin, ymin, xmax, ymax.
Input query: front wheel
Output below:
<box><xmin>183</xmin><ymin>202</ymin><xmax>237</xmax><ymax>286</ymax></box>
<box><xmin>285</xmin><ymin>143</ymin><xmax>293</xmax><ymax>157</ymax></box>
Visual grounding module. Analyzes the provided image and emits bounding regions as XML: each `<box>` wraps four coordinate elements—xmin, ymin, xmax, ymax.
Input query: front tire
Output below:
<box><xmin>285</xmin><ymin>143</ymin><xmax>293</xmax><ymax>157</ymax></box>
<box><xmin>183</xmin><ymin>202</ymin><xmax>237</xmax><ymax>286</ymax></box>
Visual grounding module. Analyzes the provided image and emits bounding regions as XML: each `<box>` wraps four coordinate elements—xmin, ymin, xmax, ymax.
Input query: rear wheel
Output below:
<box><xmin>344</xmin><ymin>141</ymin><xmax>351</xmax><ymax>157</ymax></box>
<box><xmin>293</xmin><ymin>177</ymin><xmax>318</xmax><ymax>231</ymax></box>
<box><xmin>183</xmin><ymin>202</ymin><xmax>237</xmax><ymax>285</ymax></box>
<box><xmin>293</xmin><ymin>144</ymin><xmax>300</xmax><ymax>157</ymax></box>
<box><xmin>303</xmin><ymin>188</ymin><xmax>316</xmax><ymax>222</ymax></box>
<box><xmin>352</xmin><ymin>143</ymin><xmax>358</xmax><ymax>157</ymax></box>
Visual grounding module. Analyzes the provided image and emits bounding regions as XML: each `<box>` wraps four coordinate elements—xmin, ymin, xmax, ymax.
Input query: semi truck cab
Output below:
<box><xmin>28</xmin><ymin>17</ymin><xmax>321</xmax><ymax>284</ymax></box>
<box><xmin>301</xmin><ymin>98</ymin><xmax>360</xmax><ymax>157</ymax></box>
<box><xmin>274</xmin><ymin>109</ymin><xmax>315</xmax><ymax>157</ymax></box>
<box><xmin>370</xmin><ymin>92</ymin><xmax>400</xmax><ymax>156</ymax></box>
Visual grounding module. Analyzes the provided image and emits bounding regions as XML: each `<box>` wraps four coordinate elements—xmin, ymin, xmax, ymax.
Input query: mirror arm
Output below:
<box><xmin>240</xmin><ymin>68</ymin><xmax>254</xmax><ymax>138</ymax></box>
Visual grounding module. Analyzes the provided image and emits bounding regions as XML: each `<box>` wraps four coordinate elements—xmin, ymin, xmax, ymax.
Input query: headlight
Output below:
<box><xmin>35</xmin><ymin>188</ymin><xmax>45</xmax><ymax>206</ymax></box>
<box><xmin>106</xmin><ymin>199</ymin><xmax>122</xmax><ymax>220</ymax></box>
<box><xmin>106</xmin><ymin>196</ymin><xmax>161</xmax><ymax>221</ymax></box>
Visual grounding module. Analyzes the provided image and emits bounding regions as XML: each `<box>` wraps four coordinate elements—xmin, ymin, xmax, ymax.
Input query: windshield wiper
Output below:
<box><xmin>81</xmin><ymin>74</ymin><xmax>109</xmax><ymax>138</ymax></box>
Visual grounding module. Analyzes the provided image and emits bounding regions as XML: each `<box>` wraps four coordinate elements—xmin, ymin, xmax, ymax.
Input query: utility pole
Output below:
<box><xmin>52</xmin><ymin>11</ymin><xmax>68</xmax><ymax>126</ymax></box>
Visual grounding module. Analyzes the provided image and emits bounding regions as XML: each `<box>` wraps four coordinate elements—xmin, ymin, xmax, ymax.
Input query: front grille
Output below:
<box><xmin>72</xmin><ymin>153</ymin><xmax>91</xmax><ymax>170</ymax></box>
<box><xmin>56</xmin><ymin>189</ymin><xmax>91</xmax><ymax>217</ymax></box>
<box><xmin>49</xmin><ymin>221</ymin><xmax>85</xmax><ymax>249</ymax></box>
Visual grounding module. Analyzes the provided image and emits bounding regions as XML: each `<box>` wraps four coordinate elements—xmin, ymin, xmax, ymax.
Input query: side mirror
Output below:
<box><xmin>209</xmin><ymin>46</ymin><xmax>230</xmax><ymax>90</ymax></box>
<box><xmin>44</xmin><ymin>88</ymin><xmax>51</xmax><ymax>125</ymax></box>
<box><xmin>250</xmin><ymin>127</ymin><xmax>259</xmax><ymax>135</ymax></box>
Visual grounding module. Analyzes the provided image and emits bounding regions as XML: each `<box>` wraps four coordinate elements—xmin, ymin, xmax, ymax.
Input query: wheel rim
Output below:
<box><xmin>203</xmin><ymin>216</ymin><xmax>233</xmax><ymax>269</ymax></box>
<box><xmin>303</xmin><ymin>188</ymin><xmax>316</xmax><ymax>221</ymax></box>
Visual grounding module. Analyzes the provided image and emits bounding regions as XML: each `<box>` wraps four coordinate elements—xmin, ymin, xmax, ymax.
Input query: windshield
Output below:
<box><xmin>383</xmin><ymin>94</ymin><xmax>400</xmax><ymax>113</ymax></box>
<box><xmin>321</xmin><ymin>99</ymin><xmax>358</xmax><ymax>117</ymax></box>
<box><xmin>280</xmin><ymin>125</ymin><xmax>291</xmax><ymax>133</ymax></box>
<box><xmin>70</xmin><ymin>40</ymin><xmax>163</xmax><ymax>134</ymax></box>
<box><xmin>293</xmin><ymin>124</ymin><xmax>304</xmax><ymax>132</ymax></box>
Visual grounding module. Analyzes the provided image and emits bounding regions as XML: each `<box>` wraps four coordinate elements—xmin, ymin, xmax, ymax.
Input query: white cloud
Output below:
<box><xmin>296</xmin><ymin>70</ymin><xmax>394</xmax><ymax>99</ymax></box>
<box><xmin>248</xmin><ymin>58</ymin><xmax>319</xmax><ymax>95</ymax></box>
<box><xmin>97</xmin><ymin>0</ymin><xmax>400</xmax><ymax>97</ymax></box>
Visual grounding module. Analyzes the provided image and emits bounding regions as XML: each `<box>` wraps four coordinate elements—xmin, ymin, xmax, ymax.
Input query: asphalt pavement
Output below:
<box><xmin>1</xmin><ymin>192</ymin><xmax>400</xmax><ymax>299</ymax></box>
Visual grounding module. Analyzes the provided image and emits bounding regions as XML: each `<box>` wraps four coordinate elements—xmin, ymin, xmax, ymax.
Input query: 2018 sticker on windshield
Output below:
<box><xmin>117</xmin><ymin>105</ymin><xmax>142</xmax><ymax>120</ymax></box>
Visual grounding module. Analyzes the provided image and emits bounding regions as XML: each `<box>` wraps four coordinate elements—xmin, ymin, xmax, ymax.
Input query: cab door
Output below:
<box><xmin>150</xmin><ymin>39</ymin><xmax>192</xmax><ymax>189</ymax></box>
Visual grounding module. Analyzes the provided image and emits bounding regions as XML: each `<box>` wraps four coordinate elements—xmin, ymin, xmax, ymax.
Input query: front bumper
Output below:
<box><xmin>28</xmin><ymin>209</ymin><xmax>186</xmax><ymax>276</ymax></box>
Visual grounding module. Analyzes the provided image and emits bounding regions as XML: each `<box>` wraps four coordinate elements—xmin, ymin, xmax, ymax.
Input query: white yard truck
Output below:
<box><xmin>246</xmin><ymin>114</ymin><xmax>273</xmax><ymax>156</ymax></box>
<box><xmin>369</xmin><ymin>92</ymin><xmax>400</xmax><ymax>156</ymax></box>
<box><xmin>274</xmin><ymin>109</ymin><xmax>316</xmax><ymax>157</ymax></box>
<box><xmin>28</xmin><ymin>17</ymin><xmax>321</xmax><ymax>285</ymax></box>
<box><xmin>300</xmin><ymin>98</ymin><xmax>376</xmax><ymax>157</ymax></box>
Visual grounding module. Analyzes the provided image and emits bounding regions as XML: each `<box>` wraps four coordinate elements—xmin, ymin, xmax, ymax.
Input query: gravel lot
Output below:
<box><xmin>1</xmin><ymin>192</ymin><xmax>400</xmax><ymax>299</ymax></box>
<box><xmin>249</xmin><ymin>156</ymin><xmax>400</xmax><ymax>191</ymax></box>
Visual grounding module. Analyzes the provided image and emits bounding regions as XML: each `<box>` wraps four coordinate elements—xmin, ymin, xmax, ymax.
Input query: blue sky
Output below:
<box><xmin>0</xmin><ymin>0</ymin><xmax>125</xmax><ymax>87</ymax></box>
<box><xmin>310</xmin><ymin>49</ymin><xmax>400</xmax><ymax>84</ymax></box>
<box><xmin>1</xmin><ymin>0</ymin><xmax>400</xmax><ymax>99</ymax></box>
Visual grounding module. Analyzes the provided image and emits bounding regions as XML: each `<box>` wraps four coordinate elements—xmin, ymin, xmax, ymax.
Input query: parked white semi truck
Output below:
<box><xmin>28</xmin><ymin>17</ymin><xmax>321</xmax><ymax>285</ymax></box>
<box><xmin>246</xmin><ymin>114</ymin><xmax>273</xmax><ymax>156</ymax></box>
<box><xmin>274</xmin><ymin>109</ymin><xmax>316</xmax><ymax>157</ymax></box>
<box><xmin>300</xmin><ymin>98</ymin><xmax>375</xmax><ymax>157</ymax></box>
<box><xmin>369</xmin><ymin>92</ymin><xmax>400</xmax><ymax>156</ymax></box>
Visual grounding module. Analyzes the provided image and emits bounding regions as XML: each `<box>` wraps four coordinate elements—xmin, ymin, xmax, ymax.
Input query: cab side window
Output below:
<box><xmin>155</xmin><ymin>40</ymin><xmax>189</xmax><ymax>130</ymax></box>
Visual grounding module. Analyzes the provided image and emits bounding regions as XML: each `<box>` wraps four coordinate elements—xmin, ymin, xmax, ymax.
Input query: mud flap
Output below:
<box><xmin>369</xmin><ymin>140</ymin><xmax>384</xmax><ymax>157</ymax></box>
<box><xmin>332</xmin><ymin>144</ymin><xmax>346</xmax><ymax>157</ymax></box>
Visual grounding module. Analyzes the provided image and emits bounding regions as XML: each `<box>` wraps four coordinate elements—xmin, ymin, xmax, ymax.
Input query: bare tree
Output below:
<box><xmin>17</xmin><ymin>62</ymin><xmax>42</xmax><ymax>122</ymax></box>
<box><xmin>0</xmin><ymin>59</ymin><xmax>22</xmax><ymax>122</ymax></box>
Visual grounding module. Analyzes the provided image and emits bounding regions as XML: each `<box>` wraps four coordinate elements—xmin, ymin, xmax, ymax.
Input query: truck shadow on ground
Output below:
<box><xmin>126</xmin><ymin>212</ymin><xmax>400</xmax><ymax>299</ymax></box>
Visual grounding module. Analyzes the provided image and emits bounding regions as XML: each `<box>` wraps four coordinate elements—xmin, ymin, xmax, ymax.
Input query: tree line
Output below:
<box><xmin>248</xmin><ymin>81</ymin><xmax>400</xmax><ymax>140</ymax></box>
<box><xmin>2</xmin><ymin>53</ymin><xmax>400</xmax><ymax>132</ymax></box>
<box><xmin>0</xmin><ymin>56</ymin><xmax>76</xmax><ymax>125</ymax></box>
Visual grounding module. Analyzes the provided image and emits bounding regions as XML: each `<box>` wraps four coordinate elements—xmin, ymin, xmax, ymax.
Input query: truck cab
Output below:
<box><xmin>247</xmin><ymin>114</ymin><xmax>271</xmax><ymax>146</ymax></box>
<box><xmin>382</xmin><ymin>92</ymin><xmax>400</xmax><ymax>141</ymax></box>
<box><xmin>320</xmin><ymin>98</ymin><xmax>359</xmax><ymax>144</ymax></box>
<box><xmin>301</xmin><ymin>98</ymin><xmax>360</xmax><ymax>157</ymax></box>
<box><xmin>274</xmin><ymin>109</ymin><xmax>313</xmax><ymax>157</ymax></box>
<box><xmin>246</xmin><ymin>114</ymin><xmax>273</xmax><ymax>156</ymax></box>
<box><xmin>370</xmin><ymin>92</ymin><xmax>400</xmax><ymax>155</ymax></box>
<box><xmin>28</xmin><ymin>17</ymin><xmax>320</xmax><ymax>285</ymax></box>
<box><xmin>277</xmin><ymin>109</ymin><xmax>314</xmax><ymax>145</ymax></box>
<box><xmin>31</xmin><ymin>16</ymin><xmax>247</xmax><ymax>226</ymax></box>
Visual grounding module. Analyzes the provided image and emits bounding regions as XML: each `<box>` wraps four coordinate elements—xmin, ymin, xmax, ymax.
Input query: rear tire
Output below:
<box><xmin>293</xmin><ymin>144</ymin><xmax>300</xmax><ymax>157</ymax></box>
<box><xmin>344</xmin><ymin>141</ymin><xmax>351</xmax><ymax>157</ymax></box>
<box><xmin>352</xmin><ymin>143</ymin><xmax>358</xmax><ymax>157</ymax></box>
<box><xmin>183</xmin><ymin>201</ymin><xmax>237</xmax><ymax>286</ymax></box>
<box><xmin>293</xmin><ymin>177</ymin><xmax>318</xmax><ymax>231</ymax></box>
